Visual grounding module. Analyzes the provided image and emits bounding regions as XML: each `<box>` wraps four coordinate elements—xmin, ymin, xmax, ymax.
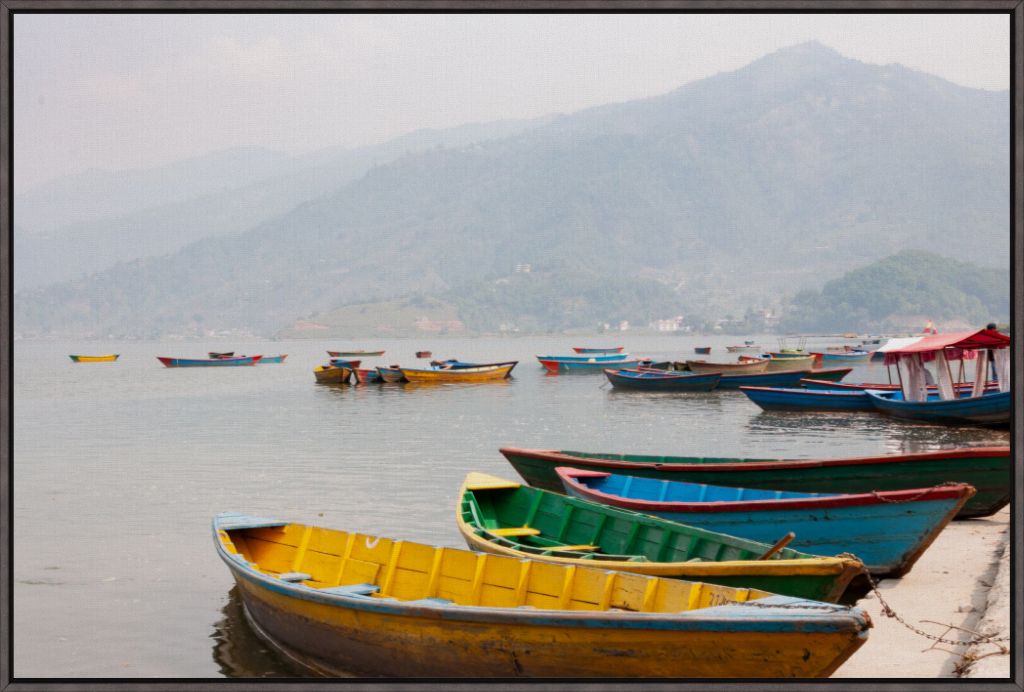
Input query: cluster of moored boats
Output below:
<box><xmin>214</xmin><ymin>440</ymin><xmax>1010</xmax><ymax>677</ymax></box>
<box><xmin>312</xmin><ymin>350</ymin><xmax>519</xmax><ymax>384</ymax></box>
<box><xmin>594</xmin><ymin>328</ymin><xmax>1011</xmax><ymax>428</ymax></box>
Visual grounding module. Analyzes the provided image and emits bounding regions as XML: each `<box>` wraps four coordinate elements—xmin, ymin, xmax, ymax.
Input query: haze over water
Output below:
<box><xmin>13</xmin><ymin>335</ymin><xmax>1008</xmax><ymax>677</ymax></box>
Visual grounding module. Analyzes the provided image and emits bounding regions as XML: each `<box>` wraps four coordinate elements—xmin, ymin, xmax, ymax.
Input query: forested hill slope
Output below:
<box><xmin>780</xmin><ymin>250</ymin><xmax>1008</xmax><ymax>333</ymax></box>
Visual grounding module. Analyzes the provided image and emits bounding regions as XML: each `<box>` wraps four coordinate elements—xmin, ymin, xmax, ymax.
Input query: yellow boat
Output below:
<box><xmin>313</xmin><ymin>364</ymin><xmax>352</xmax><ymax>384</ymax></box>
<box><xmin>213</xmin><ymin>512</ymin><xmax>870</xmax><ymax>678</ymax></box>
<box><xmin>400</xmin><ymin>363</ymin><xmax>515</xmax><ymax>382</ymax></box>
<box><xmin>69</xmin><ymin>354</ymin><xmax>119</xmax><ymax>362</ymax></box>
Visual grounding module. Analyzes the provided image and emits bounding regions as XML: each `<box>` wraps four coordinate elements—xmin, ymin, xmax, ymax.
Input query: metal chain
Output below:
<box><xmin>869</xmin><ymin>481</ymin><xmax>965</xmax><ymax>505</ymax></box>
<box><xmin>854</xmin><ymin>559</ymin><xmax>1010</xmax><ymax>646</ymax></box>
<box><xmin>724</xmin><ymin>553</ymin><xmax>1008</xmax><ymax>647</ymax></box>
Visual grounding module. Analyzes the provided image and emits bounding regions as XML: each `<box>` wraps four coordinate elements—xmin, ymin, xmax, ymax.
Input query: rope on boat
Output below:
<box><xmin>867</xmin><ymin>481</ymin><xmax>964</xmax><ymax>504</ymax></box>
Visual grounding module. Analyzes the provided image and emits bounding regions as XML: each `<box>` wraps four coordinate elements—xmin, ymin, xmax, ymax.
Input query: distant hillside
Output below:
<box><xmin>442</xmin><ymin>270</ymin><xmax>685</xmax><ymax>333</ymax></box>
<box><xmin>15</xmin><ymin>42</ymin><xmax>1009</xmax><ymax>338</ymax></box>
<box><xmin>779</xmin><ymin>250</ymin><xmax>1008</xmax><ymax>332</ymax></box>
<box><xmin>14</xmin><ymin>117</ymin><xmax>552</xmax><ymax>290</ymax></box>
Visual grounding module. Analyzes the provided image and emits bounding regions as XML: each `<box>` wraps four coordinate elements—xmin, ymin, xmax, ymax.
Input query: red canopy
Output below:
<box><xmin>882</xmin><ymin>328</ymin><xmax>1009</xmax><ymax>365</ymax></box>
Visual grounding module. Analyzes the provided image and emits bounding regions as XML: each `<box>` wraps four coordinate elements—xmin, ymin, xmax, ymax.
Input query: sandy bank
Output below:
<box><xmin>833</xmin><ymin>507</ymin><xmax>1010</xmax><ymax>679</ymax></box>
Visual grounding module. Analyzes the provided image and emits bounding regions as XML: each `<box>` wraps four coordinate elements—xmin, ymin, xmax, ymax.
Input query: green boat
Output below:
<box><xmin>499</xmin><ymin>446</ymin><xmax>1009</xmax><ymax>519</ymax></box>
<box><xmin>456</xmin><ymin>473</ymin><xmax>863</xmax><ymax>603</ymax></box>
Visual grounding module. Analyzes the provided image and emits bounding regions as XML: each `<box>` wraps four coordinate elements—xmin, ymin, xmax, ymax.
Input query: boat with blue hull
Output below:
<box><xmin>866</xmin><ymin>389</ymin><xmax>1010</xmax><ymax>427</ymax></box>
<box><xmin>869</xmin><ymin>328</ymin><xmax>1010</xmax><ymax>427</ymax></box>
<box><xmin>556</xmin><ymin>468</ymin><xmax>974</xmax><ymax>577</ymax></box>
<box><xmin>812</xmin><ymin>351</ymin><xmax>871</xmax><ymax>363</ymax></box>
<box><xmin>538</xmin><ymin>354</ymin><xmax>643</xmax><ymax>373</ymax></box>
<box><xmin>604</xmin><ymin>369</ymin><xmax>721</xmax><ymax>391</ymax></box>
<box><xmin>740</xmin><ymin>386</ymin><xmax>876</xmax><ymax>412</ymax></box>
<box><xmin>157</xmin><ymin>355</ymin><xmax>261</xmax><ymax>367</ymax></box>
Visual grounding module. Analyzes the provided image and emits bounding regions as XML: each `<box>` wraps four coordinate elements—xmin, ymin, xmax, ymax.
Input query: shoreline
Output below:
<box><xmin>833</xmin><ymin>507</ymin><xmax>1010</xmax><ymax>679</ymax></box>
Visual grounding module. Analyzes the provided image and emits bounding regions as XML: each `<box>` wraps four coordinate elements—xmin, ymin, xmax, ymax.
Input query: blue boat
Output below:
<box><xmin>538</xmin><ymin>354</ymin><xmax>643</xmax><ymax>373</ymax></box>
<box><xmin>812</xmin><ymin>351</ymin><xmax>871</xmax><ymax>362</ymax></box>
<box><xmin>866</xmin><ymin>390</ymin><xmax>1010</xmax><ymax>427</ymax></box>
<box><xmin>740</xmin><ymin>386</ymin><xmax>875</xmax><ymax>412</ymax></box>
<box><xmin>537</xmin><ymin>353</ymin><xmax>633</xmax><ymax>363</ymax></box>
<box><xmin>556</xmin><ymin>468</ymin><xmax>976</xmax><ymax>577</ymax></box>
<box><xmin>157</xmin><ymin>355</ymin><xmax>260</xmax><ymax>367</ymax></box>
<box><xmin>870</xmin><ymin>328</ymin><xmax>1010</xmax><ymax>426</ymax></box>
<box><xmin>604</xmin><ymin>368</ymin><xmax>721</xmax><ymax>391</ymax></box>
<box><xmin>714</xmin><ymin>369</ymin><xmax>812</xmax><ymax>389</ymax></box>
<box><xmin>258</xmin><ymin>354</ymin><xmax>288</xmax><ymax>364</ymax></box>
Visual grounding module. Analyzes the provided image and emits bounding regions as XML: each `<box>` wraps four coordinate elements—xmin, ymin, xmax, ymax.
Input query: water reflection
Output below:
<box><xmin>211</xmin><ymin>586</ymin><xmax>308</xmax><ymax>678</ymax></box>
<box><xmin>744</xmin><ymin>411</ymin><xmax>1009</xmax><ymax>451</ymax></box>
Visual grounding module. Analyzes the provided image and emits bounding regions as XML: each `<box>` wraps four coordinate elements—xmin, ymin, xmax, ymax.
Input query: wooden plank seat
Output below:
<box><xmin>487</xmin><ymin>527</ymin><xmax>541</xmax><ymax>537</ymax></box>
<box><xmin>548</xmin><ymin>545</ymin><xmax>599</xmax><ymax>552</ymax></box>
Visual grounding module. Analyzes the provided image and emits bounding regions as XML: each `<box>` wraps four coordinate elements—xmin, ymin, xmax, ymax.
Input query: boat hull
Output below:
<box><xmin>557</xmin><ymin>470</ymin><xmax>973</xmax><ymax>577</ymax></box>
<box><xmin>313</xmin><ymin>365</ymin><xmax>352</xmax><ymax>384</ymax></box>
<box><xmin>685</xmin><ymin>359</ymin><xmax>768</xmax><ymax>374</ymax></box>
<box><xmin>353</xmin><ymin>368</ymin><xmax>383</xmax><ymax>384</ymax></box>
<box><xmin>215</xmin><ymin>515</ymin><xmax>869</xmax><ymax>678</ymax></box>
<box><xmin>376</xmin><ymin>367</ymin><xmax>405</xmax><ymax>383</ymax></box>
<box><xmin>499</xmin><ymin>446</ymin><xmax>1009</xmax><ymax>518</ymax></box>
<box><xmin>866</xmin><ymin>390</ymin><xmax>1010</xmax><ymax>426</ymax></box>
<box><xmin>327</xmin><ymin>350</ymin><xmax>385</xmax><ymax>357</ymax></box>
<box><xmin>764</xmin><ymin>355</ymin><xmax>815</xmax><ymax>371</ymax></box>
<box><xmin>258</xmin><ymin>355</ymin><xmax>288</xmax><ymax>364</ymax></box>
<box><xmin>69</xmin><ymin>354</ymin><xmax>119</xmax><ymax>362</ymax></box>
<box><xmin>539</xmin><ymin>357</ymin><xmax>641</xmax><ymax>373</ymax></box>
<box><xmin>157</xmin><ymin>356</ymin><xmax>260</xmax><ymax>367</ymax></box>
<box><xmin>741</xmin><ymin>387</ymin><xmax>875</xmax><ymax>412</ymax></box>
<box><xmin>233</xmin><ymin>574</ymin><xmax>865</xmax><ymax>678</ymax></box>
<box><xmin>573</xmin><ymin>347</ymin><xmax>624</xmax><ymax>354</ymax></box>
<box><xmin>604</xmin><ymin>369</ymin><xmax>721</xmax><ymax>391</ymax></box>
<box><xmin>401</xmin><ymin>363</ymin><xmax>515</xmax><ymax>382</ymax></box>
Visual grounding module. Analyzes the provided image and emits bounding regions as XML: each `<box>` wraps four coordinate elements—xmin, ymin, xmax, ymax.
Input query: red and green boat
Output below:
<box><xmin>498</xmin><ymin>446</ymin><xmax>1009</xmax><ymax>519</ymax></box>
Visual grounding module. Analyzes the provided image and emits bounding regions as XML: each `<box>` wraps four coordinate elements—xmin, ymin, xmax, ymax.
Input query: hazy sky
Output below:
<box><xmin>14</xmin><ymin>13</ymin><xmax>1009</xmax><ymax>192</ymax></box>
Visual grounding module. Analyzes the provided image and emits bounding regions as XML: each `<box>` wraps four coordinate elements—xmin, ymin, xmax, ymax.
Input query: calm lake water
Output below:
<box><xmin>12</xmin><ymin>335</ymin><xmax>1009</xmax><ymax>677</ymax></box>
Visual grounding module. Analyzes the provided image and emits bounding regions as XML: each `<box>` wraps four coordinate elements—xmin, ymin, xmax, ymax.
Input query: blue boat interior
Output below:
<box><xmin>578</xmin><ymin>473</ymin><xmax>836</xmax><ymax>504</ymax></box>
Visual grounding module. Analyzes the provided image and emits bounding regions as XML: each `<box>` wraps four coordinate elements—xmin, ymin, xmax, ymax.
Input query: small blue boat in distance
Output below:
<box><xmin>556</xmin><ymin>467</ymin><xmax>976</xmax><ymax>577</ymax></box>
<box><xmin>740</xmin><ymin>386</ymin><xmax>876</xmax><ymax>412</ymax></box>
<box><xmin>604</xmin><ymin>369</ymin><xmax>721</xmax><ymax>391</ymax></box>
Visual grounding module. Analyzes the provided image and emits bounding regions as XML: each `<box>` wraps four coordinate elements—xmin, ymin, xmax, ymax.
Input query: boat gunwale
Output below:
<box><xmin>500</xmin><ymin>445</ymin><xmax>1010</xmax><ymax>473</ymax></box>
<box><xmin>554</xmin><ymin>467</ymin><xmax>976</xmax><ymax>514</ymax></box>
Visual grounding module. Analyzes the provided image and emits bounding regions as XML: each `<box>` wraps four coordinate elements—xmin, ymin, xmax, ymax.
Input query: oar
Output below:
<box><xmin>757</xmin><ymin>532</ymin><xmax>796</xmax><ymax>560</ymax></box>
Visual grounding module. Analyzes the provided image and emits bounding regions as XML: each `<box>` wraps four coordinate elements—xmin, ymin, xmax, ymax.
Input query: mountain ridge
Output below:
<box><xmin>14</xmin><ymin>42</ymin><xmax>1008</xmax><ymax>338</ymax></box>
